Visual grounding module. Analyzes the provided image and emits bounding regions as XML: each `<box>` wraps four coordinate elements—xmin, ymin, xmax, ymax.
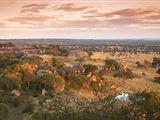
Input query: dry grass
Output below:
<box><xmin>89</xmin><ymin>52</ymin><xmax>160</xmax><ymax>94</ymax></box>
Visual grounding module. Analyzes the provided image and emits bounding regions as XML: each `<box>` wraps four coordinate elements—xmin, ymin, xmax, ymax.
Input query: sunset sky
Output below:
<box><xmin>0</xmin><ymin>0</ymin><xmax>160</xmax><ymax>39</ymax></box>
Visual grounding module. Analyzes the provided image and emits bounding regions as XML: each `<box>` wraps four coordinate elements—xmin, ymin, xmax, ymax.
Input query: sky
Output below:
<box><xmin>0</xmin><ymin>0</ymin><xmax>160</xmax><ymax>39</ymax></box>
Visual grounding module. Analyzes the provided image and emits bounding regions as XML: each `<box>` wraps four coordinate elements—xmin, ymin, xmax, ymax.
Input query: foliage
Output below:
<box><xmin>9</xmin><ymin>96</ymin><xmax>21</xmax><ymax>108</ymax></box>
<box><xmin>23</xmin><ymin>104</ymin><xmax>34</xmax><ymax>114</ymax></box>
<box><xmin>69</xmin><ymin>74</ymin><xmax>87</xmax><ymax>89</ymax></box>
<box><xmin>0</xmin><ymin>76</ymin><xmax>22</xmax><ymax>91</ymax></box>
<box><xmin>152</xmin><ymin>57</ymin><xmax>160</xmax><ymax>68</ymax></box>
<box><xmin>114</xmin><ymin>69</ymin><xmax>134</xmax><ymax>79</ymax></box>
<box><xmin>21</xmin><ymin>91</ymin><xmax>160</xmax><ymax>120</ymax></box>
<box><xmin>135</xmin><ymin>61</ymin><xmax>145</xmax><ymax>68</ymax></box>
<box><xmin>37</xmin><ymin>73</ymin><xmax>65</xmax><ymax>91</ymax></box>
<box><xmin>0</xmin><ymin>104</ymin><xmax>8</xmax><ymax>120</ymax></box>
<box><xmin>0</xmin><ymin>54</ymin><xmax>20</xmax><ymax>69</ymax></box>
<box><xmin>90</xmin><ymin>81</ymin><xmax>101</xmax><ymax>93</ymax></box>
<box><xmin>0</xmin><ymin>43</ymin><xmax>160</xmax><ymax>120</ymax></box>
<box><xmin>104</xmin><ymin>59</ymin><xmax>121</xmax><ymax>71</ymax></box>
<box><xmin>84</xmin><ymin>64</ymin><xmax>98</xmax><ymax>75</ymax></box>
<box><xmin>154</xmin><ymin>77</ymin><xmax>160</xmax><ymax>84</ymax></box>
<box><xmin>0</xmin><ymin>70</ymin><xmax>5</xmax><ymax>78</ymax></box>
<box><xmin>156</xmin><ymin>69</ymin><xmax>160</xmax><ymax>75</ymax></box>
<box><xmin>128</xmin><ymin>91</ymin><xmax>160</xmax><ymax>119</ymax></box>
<box><xmin>21</xmin><ymin>71</ymin><xmax>37</xmax><ymax>90</ymax></box>
<box><xmin>52</xmin><ymin>57</ymin><xmax>64</xmax><ymax>69</ymax></box>
<box><xmin>22</xmin><ymin>55</ymin><xmax>43</xmax><ymax>65</ymax></box>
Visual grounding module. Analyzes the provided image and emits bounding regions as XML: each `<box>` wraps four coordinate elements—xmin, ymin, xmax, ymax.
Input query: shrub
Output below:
<box><xmin>69</xmin><ymin>74</ymin><xmax>87</xmax><ymax>89</ymax></box>
<box><xmin>135</xmin><ymin>61</ymin><xmax>145</xmax><ymax>68</ymax></box>
<box><xmin>90</xmin><ymin>81</ymin><xmax>101</xmax><ymax>93</ymax></box>
<box><xmin>31</xmin><ymin>108</ymin><xmax>54</xmax><ymax>120</ymax></box>
<box><xmin>84</xmin><ymin>64</ymin><xmax>98</xmax><ymax>75</ymax></box>
<box><xmin>0</xmin><ymin>54</ymin><xmax>20</xmax><ymax>69</ymax></box>
<box><xmin>128</xmin><ymin>92</ymin><xmax>160</xmax><ymax>119</ymax></box>
<box><xmin>152</xmin><ymin>57</ymin><xmax>160</xmax><ymax>68</ymax></box>
<box><xmin>29</xmin><ymin>79</ymin><xmax>42</xmax><ymax>91</ymax></box>
<box><xmin>52</xmin><ymin>57</ymin><xmax>64</xmax><ymax>69</ymax></box>
<box><xmin>114</xmin><ymin>69</ymin><xmax>134</xmax><ymax>79</ymax></box>
<box><xmin>104</xmin><ymin>59</ymin><xmax>121</xmax><ymax>71</ymax></box>
<box><xmin>23</xmin><ymin>104</ymin><xmax>33</xmax><ymax>114</ymax></box>
<box><xmin>9</xmin><ymin>96</ymin><xmax>21</xmax><ymax>107</ymax></box>
<box><xmin>0</xmin><ymin>76</ymin><xmax>22</xmax><ymax>91</ymax></box>
<box><xmin>35</xmin><ymin>73</ymin><xmax>65</xmax><ymax>92</ymax></box>
<box><xmin>154</xmin><ymin>77</ymin><xmax>160</xmax><ymax>84</ymax></box>
<box><xmin>156</xmin><ymin>69</ymin><xmax>160</xmax><ymax>75</ymax></box>
<box><xmin>0</xmin><ymin>104</ymin><xmax>8</xmax><ymax>119</ymax></box>
<box><xmin>28</xmin><ymin>91</ymin><xmax>160</xmax><ymax>120</ymax></box>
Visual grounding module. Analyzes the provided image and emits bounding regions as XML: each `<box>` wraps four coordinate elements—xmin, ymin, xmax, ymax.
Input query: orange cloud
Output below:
<box><xmin>8</xmin><ymin>14</ymin><xmax>52</xmax><ymax>24</ymax></box>
<box><xmin>84</xmin><ymin>7</ymin><xmax>160</xmax><ymax>18</ymax></box>
<box><xmin>5</xmin><ymin>3</ymin><xmax>160</xmax><ymax>30</ymax></box>
<box><xmin>21</xmin><ymin>3</ymin><xmax>48</xmax><ymax>14</ymax></box>
<box><xmin>83</xmin><ymin>7</ymin><xmax>160</xmax><ymax>27</ymax></box>
<box><xmin>0</xmin><ymin>22</ymin><xmax>5</xmax><ymax>27</ymax></box>
<box><xmin>55</xmin><ymin>3</ymin><xmax>89</xmax><ymax>12</ymax></box>
<box><xmin>62</xmin><ymin>19</ymin><xmax>108</xmax><ymax>28</ymax></box>
<box><xmin>145</xmin><ymin>14</ymin><xmax>160</xmax><ymax>20</ymax></box>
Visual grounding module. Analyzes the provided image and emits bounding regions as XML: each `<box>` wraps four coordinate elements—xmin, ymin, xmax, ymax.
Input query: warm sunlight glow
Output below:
<box><xmin>0</xmin><ymin>0</ymin><xmax>160</xmax><ymax>39</ymax></box>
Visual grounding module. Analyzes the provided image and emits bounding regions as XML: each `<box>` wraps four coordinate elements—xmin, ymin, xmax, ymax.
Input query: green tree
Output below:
<box><xmin>52</xmin><ymin>57</ymin><xmax>64</xmax><ymax>69</ymax></box>
<box><xmin>0</xmin><ymin>104</ymin><xmax>8</xmax><ymax>120</ymax></box>
<box><xmin>69</xmin><ymin>74</ymin><xmax>87</xmax><ymax>89</ymax></box>
<box><xmin>0</xmin><ymin>76</ymin><xmax>22</xmax><ymax>91</ymax></box>
<box><xmin>38</xmin><ymin>73</ymin><xmax>65</xmax><ymax>92</ymax></box>
<box><xmin>22</xmin><ymin>71</ymin><xmax>37</xmax><ymax>90</ymax></box>
<box><xmin>114</xmin><ymin>68</ymin><xmax>134</xmax><ymax>79</ymax></box>
<box><xmin>104</xmin><ymin>59</ymin><xmax>121</xmax><ymax>72</ymax></box>
<box><xmin>0</xmin><ymin>54</ymin><xmax>20</xmax><ymax>69</ymax></box>
<box><xmin>84</xmin><ymin>64</ymin><xmax>98</xmax><ymax>75</ymax></box>
<box><xmin>156</xmin><ymin>69</ymin><xmax>160</xmax><ymax>76</ymax></box>
<box><xmin>129</xmin><ymin>92</ymin><xmax>160</xmax><ymax>119</ymax></box>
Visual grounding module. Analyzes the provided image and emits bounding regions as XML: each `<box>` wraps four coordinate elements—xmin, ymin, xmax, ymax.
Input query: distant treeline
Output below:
<box><xmin>0</xmin><ymin>39</ymin><xmax>160</xmax><ymax>46</ymax></box>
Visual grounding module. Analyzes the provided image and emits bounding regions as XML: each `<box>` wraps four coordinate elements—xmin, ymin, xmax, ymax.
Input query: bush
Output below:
<box><xmin>128</xmin><ymin>92</ymin><xmax>160</xmax><ymax>119</ymax></box>
<box><xmin>156</xmin><ymin>69</ymin><xmax>160</xmax><ymax>75</ymax></box>
<box><xmin>154</xmin><ymin>77</ymin><xmax>160</xmax><ymax>84</ymax></box>
<box><xmin>104</xmin><ymin>59</ymin><xmax>121</xmax><ymax>71</ymax></box>
<box><xmin>69</xmin><ymin>74</ymin><xmax>87</xmax><ymax>89</ymax></box>
<box><xmin>0</xmin><ymin>104</ymin><xmax>8</xmax><ymax>119</ymax></box>
<box><xmin>114</xmin><ymin>69</ymin><xmax>134</xmax><ymax>79</ymax></box>
<box><xmin>90</xmin><ymin>81</ymin><xmax>101</xmax><ymax>93</ymax></box>
<box><xmin>52</xmin><ymin>57</ymin><xmax>64</xmax><ymax>69</ymax></box>
<box><xmin>0</xmin><ymin>76</ymin><xmax>22</xmax><ymax>91</ymax></box>
<box><xmin>152</xmin><ymin>57</ymin><xmax>160</xmax><ymax>68</ymax></box>
<box><xmin>23</xmin><ymin>104</ymin><xmax>33</xmax><ymax>114</ymax></box>
<box><xmin>29</xmin><ymin>79</ymin><xmax>43</xmax><ymax>91</ymax></box>
<box><xmin>135</xmin><ymin>61</ymin><xmax>145</xmax><ymax>68</ymax></box>
<box><xmin>38</xmin><ymin>73</ymin><xmax>65</xmax><ymax>92</ymax></box>
<box><xmin>84</xmin><ymin>64</ymin><xmax>98</xmax><ymax>75</ymax></box>
<box><xmin>0</xmin><ymin>54</ymin><xmax>20</xmax><ymax>69</ymax></box>
<box><xmin>31</xmin><ymin>108</ymin><xmax>54</xmax><ymax>120</ymax></box>
<box><xmin>9</xmin><ymin>96</ymin><xmax>21</xmax><ymax>107</ymax></box>
<box><xmin>26</xmin><ymin>91</ymin><xmax>160</xmax><ymax>120</ymax></box>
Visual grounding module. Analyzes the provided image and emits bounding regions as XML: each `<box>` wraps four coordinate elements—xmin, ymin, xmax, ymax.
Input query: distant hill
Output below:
<box><xmin>0</xmin><ymin>39</ymin><xmax>160</xmax><ymax>46</ymax></box>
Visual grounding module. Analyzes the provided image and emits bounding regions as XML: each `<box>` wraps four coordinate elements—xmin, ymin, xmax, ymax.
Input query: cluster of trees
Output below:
<box><xmin>71</xmin><ymin>45</ymin><xmax>160</xmax><ymax>56</ymax></box>
<box><xmin>0</xmin><ymin>54</ymin><xmax>20</xmax><ymax>69</ymax></box>
<box><xmin>152</xmin><ymin>57</ymin><xmax>160</xmax><ymax>68</ymax></box>
<box><xmin>151</xmin><ymin>57</ymin><xmax>160</xmax><ymax>84</ymax></box>
<box><xmin>103</xmin><ymin>59</ymin><xmax>134</xmax><ymax>79</ymax></box>
<box><xmin>154</xmin><ymin>69</ymin><xmax>160</xmax><ymax>84</ymax></box>
<box><xmin>1</xmin><ymin>44</ymin><xmax>160</xmax><ymax>120</ymax></box>
<box><xmin>41</xmin><ymin>45</ymin><xmax>69</xmax><ymax>56</ymax></box>
<box><xmin>0</xmin><ymin>52</ymin><xmax>136</xmax><ymax>95</ymax></box>
<box><xmin>1</xmin><ymin>90</ymin><xmax>159</xmax><ymax>120</ymax></box>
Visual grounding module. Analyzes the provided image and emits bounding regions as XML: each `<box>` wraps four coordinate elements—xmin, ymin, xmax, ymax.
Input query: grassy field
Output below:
<box><xmin>87</xmin><ymin>52</ymin><xmax>160</xmax><ymax>94</ymax></box>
